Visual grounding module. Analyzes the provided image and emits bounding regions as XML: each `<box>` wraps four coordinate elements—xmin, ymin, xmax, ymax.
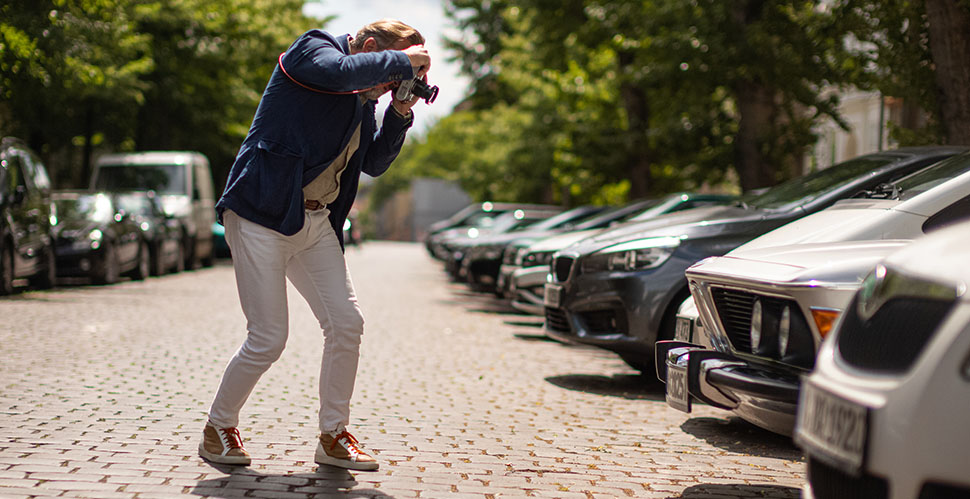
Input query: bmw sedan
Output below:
<box><xmin>544</xmin><ymin>146</ymin><xmax>968</xmax><ymax>371</ymax></box>
<box><xmin>656</xmin><ymin>149</ymin><xmax>970</xmax><ymax>434</ymax></box>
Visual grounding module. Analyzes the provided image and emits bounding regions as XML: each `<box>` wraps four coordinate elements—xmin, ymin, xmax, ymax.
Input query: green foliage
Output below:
<box><xmin>0</xmin><ymin>0</ymin><xmax>319</xmax><ymax>188</ymax></box>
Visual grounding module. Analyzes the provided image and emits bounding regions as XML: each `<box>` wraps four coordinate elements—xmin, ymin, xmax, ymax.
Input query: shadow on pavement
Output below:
<box><xmin>192</xmin><ymin>464</ymin><xmax>395</xmax><ymax>498</ymax></box>
<box><xmin>545</xmin><ymin>373</ymin><xmax>666</xmax><ymax>401</ymax></box>
<box><xmin>680</xmin><ymin>416</ymin><xmax>804</xmax><ymax>460</ymax></box>
<box><xmin>670</xmin><ymin>483</ymin><xmax>802</xmax><ymax>498</ymax></box>
<box><xmin>513</xmin><ymin>332</ymin><xmax>559</xmax><ymax>342</ymax></box>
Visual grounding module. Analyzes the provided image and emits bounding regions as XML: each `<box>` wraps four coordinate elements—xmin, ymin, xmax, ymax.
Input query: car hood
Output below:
<box><xmin>687</xmin><ymin>239</ymin><xmax>911</xmax><ymax>286</ymax></box>
<box><xmin>735</xmin><ymin>199</ymin><xmax>916</xmax><ymax>252</ymax></box>
<box><xmin>525</xmin><ymin>228</ymin><xmax>606</xmax><ymax>253</ymax></box>
<box><xmin>54</xmin><ymin>219</ymin><xmax>101</xmax><ymax>238</ymax></box>
<box><xmin>563</xmin><ymin>204</ymin><xmax>773</xmax><ymax>255</ymax></box>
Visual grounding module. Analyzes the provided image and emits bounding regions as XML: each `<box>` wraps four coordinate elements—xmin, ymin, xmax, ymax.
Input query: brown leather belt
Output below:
<box><xmin>305</xmin><ymin>200</ymin><xmax>325</xmax><ymax>211</ymax></box>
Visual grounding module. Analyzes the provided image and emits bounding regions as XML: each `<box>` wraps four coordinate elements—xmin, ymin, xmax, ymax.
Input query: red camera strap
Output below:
<box><xmin>277</xmin><ymin>52</ymin><xmax>376</xmax><ymax>95</ymax></box>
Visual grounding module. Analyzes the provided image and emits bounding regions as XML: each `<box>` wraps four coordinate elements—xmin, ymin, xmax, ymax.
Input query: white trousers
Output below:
<box><xmin>207</xmin><ymin>209</ymin><xmax>364</xmax><ymax>433</ymax></box>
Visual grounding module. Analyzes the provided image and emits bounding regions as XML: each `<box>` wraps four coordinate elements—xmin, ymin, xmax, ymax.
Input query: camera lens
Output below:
<box><xmin>412</xmin><ymin>79</ymin><xmax>439</xmax><ymax>104</ymax></box>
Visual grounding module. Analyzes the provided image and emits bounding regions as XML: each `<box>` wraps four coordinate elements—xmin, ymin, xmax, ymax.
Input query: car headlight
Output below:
<box><xmin>581</xmin><ymin>236</ymin><xmax>681</xmax><ymax>273</ymax></box>
<box><xmin>523</xmin><ymin>250</ymin><xmax>555</xmax><ymax>268</ymax></box>
<box><xmin>71</xmin><ymin>229</ymin><xmax>103</xmax><ymax>250</ymax></box>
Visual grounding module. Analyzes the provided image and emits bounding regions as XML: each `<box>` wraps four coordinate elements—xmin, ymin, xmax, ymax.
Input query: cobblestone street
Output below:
<box><xmin>0</xmin><ymin>241</ymin><xmax>805</xmax><ymax>498</ymax></box>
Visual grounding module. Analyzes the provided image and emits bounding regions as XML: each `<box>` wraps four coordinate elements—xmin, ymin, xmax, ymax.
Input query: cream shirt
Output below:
<box><xmin>303</xmin><ymin>122</ymin><xmax>362</xmax><ymax>206</ymax></box>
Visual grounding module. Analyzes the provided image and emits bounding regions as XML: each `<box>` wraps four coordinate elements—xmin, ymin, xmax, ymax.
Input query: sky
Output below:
<box><xmin>302</xmin><ymin>0</ymin><xmax>470</xmax><ymax>135</ymax></box>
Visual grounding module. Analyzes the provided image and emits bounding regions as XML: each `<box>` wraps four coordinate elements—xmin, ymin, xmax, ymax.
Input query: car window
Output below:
<box><xmin>115</xmin><ymin>195</ymin><xmax>154</xmax><ymax>217</ymax></box>
<box><xmin>893</xmin><ymin>153</ymin><xmax>970</xmax><ymax>201</ymax></box>
<box><xmin>95</xmin><ymin>164</ymin><xmax>187</xmax><ymax>195</ymax></box>
<box><xmin>55</xmin><ymin>195</ymin><xmax>114</xmax><ymax>223</ymax></box>
<box><xmin>922</xmin><ymin>194</ymin><xmax>970</xmax><ymax>233</ymax></box>
<box><xmin>741</xmin><ymin>156</ymin><xmax>896</xmax><ymax>210</ymax></box>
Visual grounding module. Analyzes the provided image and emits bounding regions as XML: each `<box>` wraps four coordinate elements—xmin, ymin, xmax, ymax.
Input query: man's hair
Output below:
<box><xmin>349</xmin><ymin>19</ymin><xmax>424</xmax><ymax>51</ymax></box>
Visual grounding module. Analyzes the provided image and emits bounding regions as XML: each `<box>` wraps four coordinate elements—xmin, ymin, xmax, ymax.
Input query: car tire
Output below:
<box><xmin>0</xmin><ymin>245</ymin><xmax>14</xmax><ymax>296</ymax></box>
<box><xmin>130</xmin><ymin>240</ymin><xmax>150</xmax><ymax>281</ymax></box>
<box><xmin>150</xmin><ymin>241</ymin><xmax>165</xmax><ymax>277</ymax></box>
<box><xmin>95</xmin><ymin>242</ymin><xmax>120</xmax><ymax>285</ymax></box>
<box><xmin>171</xmin><ymin>239</ymin><xmax>186</xmax><ymax>274</ymax></box>
<box><xmin>183</xmin><ymin>235</ymin><xmax>198</xmax><ymax>271</ymax></box>
<box><xmin>29</xmin><ymin>244</ymin><xmax>56</xmax><ymax>290</ymax></box>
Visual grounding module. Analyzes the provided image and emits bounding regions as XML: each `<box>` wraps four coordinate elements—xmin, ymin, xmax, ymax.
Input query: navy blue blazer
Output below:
<box><xmin>216</xmin><ymin>29</ymin><xmax>415</xmax><ymax>248</ymax></box>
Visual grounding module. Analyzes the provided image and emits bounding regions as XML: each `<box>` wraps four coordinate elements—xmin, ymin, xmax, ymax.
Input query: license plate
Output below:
<box><xmin>795</xmin><ymin>381</ymin><xmax>868</xmax><ymax>473</ymax></box>
<box><xmin>674</xmin><ymin>317</ymin><xmax>693</xmax><ymax>342</ymax></box>
<box><xmin>665</xmin><ymin>362</ymin><xmax>691</xmax><ymax>413</ymax></box>
<box><xmin>544</xmin><ymin>284</ymin><xmax>562</xmax><ymax>308</ymax></box>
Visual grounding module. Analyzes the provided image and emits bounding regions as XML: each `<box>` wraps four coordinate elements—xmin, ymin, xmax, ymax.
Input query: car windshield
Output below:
<box><xmin>114</xmin><ymin>195</ymin><xmax>155</xmax><ymax>217</ymax></box>
<box><xmin>892</xmin><ymin>153</ymin><xmax>970</xmax><ymax>200</ymax></box>
<box><xmin>740</xmin><ymin>156</ymin><xmax>896</xmax><ymax>210</ymax></box>
<box><xmin>95</xmin><ymin>164</ymin><xmax>186</xmax><ymax>195</ymax></box>
<box><xmin>578</xmin><ymin>200</ymin><xmax>660</xmax><ymax>228</ymax></box>
<box><xmin>528</xmin><ymin>208</ymin><xmax>599</xmax><ymax>231</ymax></box>
<box><xmin>54</xmin><ymin>195</ymin><xmax>113</xmax><ymax>224</ymax></box>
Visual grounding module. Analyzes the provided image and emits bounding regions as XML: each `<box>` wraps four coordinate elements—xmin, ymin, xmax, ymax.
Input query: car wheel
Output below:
<box><xmin>95</xmin><ymin>242</ymin><xmax>120</xmax><ymax>285</ymax></box>
<box><xmin>29</xmin><ymin>244</ymin><xmax>56</xmax><ymax>290</ymax></box>
<box><xmin>150</xmin><ymin>241</ymin><xmax>165</xmax><ymax>277</ymax></box>
<box><xmin>618</xmin><ymin>352</ymin><xmax>652</xmax><ymax>373</ymax></box>
<box><xmin>0</xmin><ymin>245</ymin><xmax>14</xmax><ymax>296</ymax></box>
<box><xmin>183</xmin><ymin>235</ymin><xmax>197</xmax><ymax>270</ymax></box>
<box><xmin>200</xmin><ymin>242</ymin><xmax>214</xmax><ymax>267</ymax></box>
<box><xmin>130</xmin><ymin>240</ymin><xmax>150</xmax><ymax>280</ymax></box>
<box><xmin>171</xmin><ymin>239</ymin><xmax>186</xmax><ymax>274</ymax></box>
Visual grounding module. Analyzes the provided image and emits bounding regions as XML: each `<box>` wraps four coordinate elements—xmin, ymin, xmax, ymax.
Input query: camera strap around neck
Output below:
<box><xmin>277</xmin><ymin>52</ymin><xmax>376</xmax><ymax>95</ymax></box>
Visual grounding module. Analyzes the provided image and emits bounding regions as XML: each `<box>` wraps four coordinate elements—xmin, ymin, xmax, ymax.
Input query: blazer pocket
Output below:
<box><xmin>245</xmin><ymin>140</ymin><xmax>304</xmax><ymax>220</ymax></box>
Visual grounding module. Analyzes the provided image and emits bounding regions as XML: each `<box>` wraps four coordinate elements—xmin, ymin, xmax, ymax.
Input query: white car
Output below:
<box><xmin>795</xmin><ymin>220</ymin><xmax>970</xmax><ymax>499</ymax></box>
<box><xmin>656</xmin><ymin>150</ymin><xmax>970</xmax><ymax>435</ymax></box>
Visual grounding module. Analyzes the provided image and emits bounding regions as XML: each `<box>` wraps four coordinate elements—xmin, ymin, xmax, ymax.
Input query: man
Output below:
<box><xmin>199</xmin><ymin>20</ymin><xmax>431</xmax><ymax>471</ymax></box>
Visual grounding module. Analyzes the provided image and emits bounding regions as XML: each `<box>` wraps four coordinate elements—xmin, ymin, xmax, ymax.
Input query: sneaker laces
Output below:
<box><xmin>330</xmin><ymin>431</ymin><xmax>364</xmax><ymax>458</ymax></box>
<box><xmin>218</xmin><ymin>427</ymin><xmax>244</xmax><ymax>450</ymax></box>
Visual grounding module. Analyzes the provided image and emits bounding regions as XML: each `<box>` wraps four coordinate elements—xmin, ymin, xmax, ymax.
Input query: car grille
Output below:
<box><xmin>553</xmin><ymin>255</ymin><xmax>575</xmax><ymax>282</ymax></box>
<box><xmin>836</xmin><ymin>293</ymin><xmax>956</xmax><ymax>374</ymax></box>
<box><xmin>710</xmin><ymin>287</ymin><xmax>814</xmax><ymax>366</ymax></box>
<box><xmin>545</xmin><ymin>307</ymin><xmax>570</xmax><ymax>332</ymax></box>
<box><xmin>807</xmin><ymin>458</ymin><xmax>888</xmax><ymax>499</ymax></box>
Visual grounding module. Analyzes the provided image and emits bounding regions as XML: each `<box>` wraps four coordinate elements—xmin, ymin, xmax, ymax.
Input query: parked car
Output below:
<box><xmin>91</xmin><ymin>151</ymin><xmax>216</xmax><ymax>269</ymax></box>
<box><xmin>52</xmin><ymin>191</ymin><xmax>149</xmax><ymax>284</ymax></box>
<box><xmin>441</xmin><ymin>207</ymin><xmax>564</xmax><ymax>281</ymax></box>
<box><xmin>0</xmin><ymin>137</ymin><xmax>57</xmax><ymax>294</ymax></box>
<box><xmin>505</xmin><ymin>193</ymin><xmax>735</xmax><ymax>314</ymax></box>
<box><xmin>655</xmin><ymin>149</ymin><xmax>970</xmax><ymax>434</ymax></box>
<box><xmin>794</xmin><ymin>221</ymin><xmax>970</xmax><ymax>499</ymax></box>
<box><xmin>112</xmin><ymin>191</ymin><xmax>184</xmax><ymax>275</ymax></box>
<box><xmin>544</xmin><ymin>146</ymin><xmax>968</xmax><ymax>371</ymax></box>
<box><xmin>425</xmin><ymin>202</ymin><xmax>558</xmax><ymax>259</ymax></box>
<box><xmin>460</xmin><ymin>205</ymin><xmax>607</xmax><ymax>293</ymax></box>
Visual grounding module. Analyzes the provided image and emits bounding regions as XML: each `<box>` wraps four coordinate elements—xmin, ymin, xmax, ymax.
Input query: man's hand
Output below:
<box><xmin>403</xmin><ymin>45</ymin><xmax>431</xmax><ymax>78</ymax></box>
<box><xmin>391</xmin><ymin>88</ymin><xmax>420</xmax><ymax>117</ymax></box>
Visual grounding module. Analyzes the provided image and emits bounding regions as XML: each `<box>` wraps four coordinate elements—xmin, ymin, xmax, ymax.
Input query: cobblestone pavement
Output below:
<box><xmin>0</xmin><ymin>242</ymin><xmax>805</xmax><ymax>498</ymax></box>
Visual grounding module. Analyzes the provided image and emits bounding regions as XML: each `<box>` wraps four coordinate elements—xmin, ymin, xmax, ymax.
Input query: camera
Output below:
<box><xmin>395</xmin><ymin>77</ymin><xmax>439</xmax><ymax>104</ymax></box>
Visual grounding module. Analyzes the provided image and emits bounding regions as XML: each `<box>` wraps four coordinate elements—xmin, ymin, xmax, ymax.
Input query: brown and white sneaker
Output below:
<box><xmin>314</xmin><ymin>431</ymin><xmax>379</xmax><ymax>471</ymax></box>
<box><xmin>198</xmin><ymin>423</ymin><xmax>251</xmax><ymax>465</ymax></box>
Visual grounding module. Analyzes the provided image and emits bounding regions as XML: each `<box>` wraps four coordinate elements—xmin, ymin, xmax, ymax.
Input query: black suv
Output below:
<box><xmin>0</xmin><ymin>137</ymin><xmax>57</xmax><ymax>294</ymax></box>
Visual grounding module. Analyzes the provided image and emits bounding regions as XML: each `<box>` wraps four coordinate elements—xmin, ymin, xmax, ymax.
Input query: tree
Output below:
<box><xmin>836</xmin><ymin>0</ymin><xmax>970</xmax><ymax>145</ymax></box>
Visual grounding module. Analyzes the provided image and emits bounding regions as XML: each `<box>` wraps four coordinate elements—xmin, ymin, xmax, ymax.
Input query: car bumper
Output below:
<box><xmin>543</xmin><ymin>259</ymin><xmax>689</xmax><ymax>354</ymax></box>
<box><xmin>655</xmin><ymin>340</ymin><xmax>802</xmax><ymax>436</ymax></box>
<box><xmin>509</xmin><ymin>266</ymin><xmax>547</xmax><ymax>315</ymax></box>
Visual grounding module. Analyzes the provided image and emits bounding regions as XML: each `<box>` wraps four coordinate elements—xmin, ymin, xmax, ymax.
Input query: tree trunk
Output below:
<box><xmin>733</xmin><ymin>80</ymin><xmax>778</xmax><ymax>191</ymax></box>
<box><xmin>618</xmin><ymin>51</ymin><xmax>652</xmax><ymax>198</ymax></box>
<box><xmin>924</xmin><ymin>0</ymin><xmax>970</xmax><ymax>145</ymax></box>
<box><xmin>82</xmin><ymin>102</ymin><xmax>94</xmax><ymax>188</ymax></box>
